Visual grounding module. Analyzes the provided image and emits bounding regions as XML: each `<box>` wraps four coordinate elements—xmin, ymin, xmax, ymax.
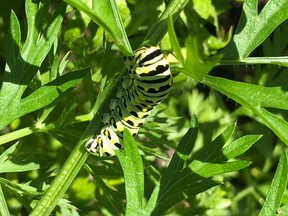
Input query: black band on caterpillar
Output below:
<box><xmin>86</xmin><ymin>46</ymin><xmax>173</xmax><ymax>157</ymax></box>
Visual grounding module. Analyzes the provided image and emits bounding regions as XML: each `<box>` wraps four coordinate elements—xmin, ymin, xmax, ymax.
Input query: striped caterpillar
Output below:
<box><xmin>86</xmin><ymin>46</ymin><xmax>173</xmax><ymax>156</ymax></box>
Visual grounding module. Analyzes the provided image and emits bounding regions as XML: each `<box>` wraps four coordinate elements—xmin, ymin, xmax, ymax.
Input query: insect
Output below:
<box><xmin>86</xmin><ymin>46</ymin><xmax>173</xmax><ymax>156</ymax></box>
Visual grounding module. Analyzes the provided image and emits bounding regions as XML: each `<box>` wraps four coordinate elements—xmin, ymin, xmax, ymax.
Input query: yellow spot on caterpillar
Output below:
<box><xmin>118</xmin><ymin>125</ymin><xmax>124</xmax><ymax>132</ymax></box>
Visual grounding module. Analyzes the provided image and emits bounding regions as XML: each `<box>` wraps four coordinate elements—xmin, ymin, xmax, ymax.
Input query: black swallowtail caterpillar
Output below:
<box><xmin>86</xmin><ymin>46</ymin><xmax>173</xmax><ymax>156</ymax></box>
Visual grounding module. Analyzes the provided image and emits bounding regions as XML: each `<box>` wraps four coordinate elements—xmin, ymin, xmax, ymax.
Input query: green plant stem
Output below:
<box><xmin>29</xmin><ymin>140</ymin><xmax>89</xmax><ymax>216</ymax></box>
<box><xmin>219</xmin><ymin>56</ymin><xmax>288</xmax><ymax>66</ymax></box>
<box><xmin>0</xmin><ymin>123</ymin><xmax>54</xmax><ymax>146</ymax></box>
<box><xmin>0</xmin><ymin>185</ymin><xmax>10</xmax><ymax>216</ymax></box>
<box><xmin>0</xmin><ymin>113</ymin><xmax>96</xmax><ymax>146</ymax></box>
<box><xmin>72</xmin><ymin>113</ymin><xmax>94</xmax><ymax>123</ymax></box>
<box><xmin>170</xmin><ymin>56</ymin><xmax>288</xmax><ymax>70</ymax></box>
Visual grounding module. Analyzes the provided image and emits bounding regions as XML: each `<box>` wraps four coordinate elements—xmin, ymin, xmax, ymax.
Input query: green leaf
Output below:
<box><xmin>193</xmin><ymin>0</ymin><xmax>218</xmax><ymax>28</ymax></box>
<box><xmin>259</xmin><ymin>149</ymin><xmax>288</xmax><ymax>216</ymax></box>
<box><xmin>116</xmin><ymin>129</ymin><xmax>144</xmax><ymax>215</ymax></box>
<box><xmin>22</xmin><ymin>2</ymin><xmax>66</xmax><ymax>77</ymax></box>
<box><xmin>0</xmin><ymin>141</ymin><xmax>43</xmax><ymax>174</ymax></box>
<box><xmin>150</xmin><ymin>122</ymin><xmax>258</xmax><ymax>215</ymax></box>
<box><xmin>85</xmin><ymin>165</ymin><xmax>125</xmax><ymax>215</ymax></box>
<box><xmin>221</xmin><ymin>135</ymin><xmax>262</xmax><ymax>160</ymax></box>
<box><xmin>5</xmin><ymin>11</ymin><xmax>21</xmax><ymax>75</ymax></box>
<box><xmin>159</xmin><ymin>159</ymin><xmax>249</xmax><ymax>204</ymax></box>
<box><xmin>0</xmin><ymin>143</ymin><xmax>17</xmax><ymax>165</ymax></box>
<box><xmin>222</xmin><ymin>0</ymin><xmax>288</xmax><ymax>59</ymax></box>
<box><xmin>152</xmin><ymin>178</ymin><xmax>218</xmax><ymax>216</ymax></box>
<box><xmin>167</xmin><ymin>15</ymin><xmax>184</xmax><ymax>65</ymax></box>
<box><xmin>0</xmin><ymin>177</ymin><xmax>43</xmax><ymax>197</ymax></box>
<box><xmin>195</xmin><ymin>123</ymin><xmax>236</xmax><ymax>162</ymax></box>
<box><xmin>24</xmin><ymin>0</ymin><xmax>43</xmax><ymax>50</ymax></box>
<box><xmin>58</xmin><ymin>52</ymin><xmax>70</xmax><ymax>76</ymax></box>
<box><xmin>64</xmin><ymin>0</ymin><xmax>132</xmax><ymax>55</ymax></box>
<box><xmin>186</xmin><ymin>160</ymin><xmax>251</xmax><ymax>178</ymax></box>
<box><xmin>19</xmin><ymin>68</ymin><xmax>89</xmax><ymax>118</ymax></box>
<box><xmin>55</xmin><ymin>199</ymin><xmax>79</xmax><ymax>216</ymax></box>
<box><xmin>0</xmin><ymin>2</ymin><xmax>66</xmax><ymax>130</ymax></box>
<box><xmin>263</xmin><ymin>21</ymin><xmax>288</xmax><ymax>56</ymax></box>
<box><xmin>202</xmin><ymin>77</ymin><xmax>288</xmax><ymax>110</ymax></box>
<box><xmin>159</xmin><ymin>115</ymin><xmax>198</xmax><ymax>197</ymax></box>
<box><xmin>202</xmin><ymin>75</ymin><xmax>288</xmax><ymax>145</ymax></box>
<box><xmin>0</xmin><ymin>153</ymin><xmax>42</xmax><ymax>173</ymax></box>
<box><xmin>142</xmin><ymin>0</ymin><xmax>190</xmax><ymax>46</ymax></box>
<box><xmin>193</xmin><ymin>135</ymin><xmax>261</xmax><ymax>164</ymax></box>
<box><xmin>144</xmin><ymin>184</ymin><xmax>160</xmax><ymax>214</ymax></box>
<box><xmin>183</xmin><ymin>37</ymin><xmax>219</xmax><ymax>81</ymax></box>
<box><xmin>0</xmin><ymin>68</ymin><xmax>89</xmax><ymax>130</ymax></box>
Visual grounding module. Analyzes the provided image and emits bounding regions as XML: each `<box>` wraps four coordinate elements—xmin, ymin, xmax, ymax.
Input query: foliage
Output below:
<box><xmin>0</xmin><ymin>0</ymin><xmax>288</xmax><ymax>215</ymax></box>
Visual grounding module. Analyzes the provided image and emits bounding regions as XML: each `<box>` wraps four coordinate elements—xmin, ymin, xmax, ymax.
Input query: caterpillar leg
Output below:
<box><xmin>86</xmin><ymin>127</ymin><xmax>122</xmax><ymax>157</ymax></box>
<box><xmin>86</xmin><ymin>135</ymin><xmax>101</xmax><ymax>153</ymax></box>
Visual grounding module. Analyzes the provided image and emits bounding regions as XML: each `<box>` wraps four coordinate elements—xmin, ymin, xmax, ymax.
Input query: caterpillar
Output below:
<box><xmin>86</xmin><ymin>46</ymin><xmax>173</xmax><ymax>156</ymax></box>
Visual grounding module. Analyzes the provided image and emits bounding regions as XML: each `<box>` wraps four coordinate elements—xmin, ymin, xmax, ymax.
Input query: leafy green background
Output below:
<box><xmin>0</xmin><ymin>0</ymin><xmax>288</xmax><ymax>215</ymax></box>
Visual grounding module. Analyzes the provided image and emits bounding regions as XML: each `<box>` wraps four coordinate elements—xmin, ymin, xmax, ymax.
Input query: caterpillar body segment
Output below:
<box><xmin>86</xmin><ymin>46</ymin><xmax>173</xmax><ymax>156</ymax></box>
